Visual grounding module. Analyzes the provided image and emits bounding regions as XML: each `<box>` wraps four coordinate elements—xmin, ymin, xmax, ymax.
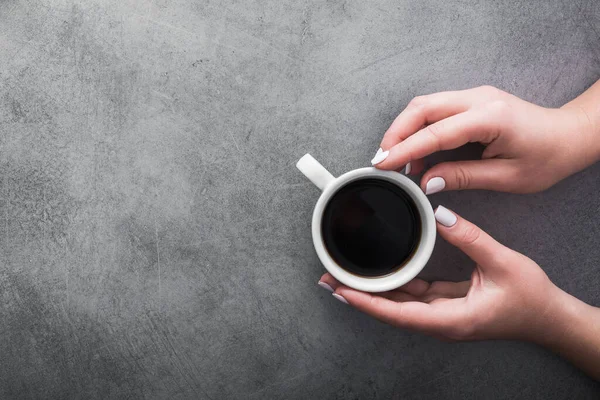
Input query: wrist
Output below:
<box><xmin>531</xmin><ymin>285</ymin><xmax>600</xmax><ymax>380</ymax></box>
<box><xmin>560</xmin><ymin>103</ymin><xmax>600</xmax><ymax>166</ymax></box>
<box><xmin>531</xmin><ymin>285</ymin><xmax>593</xmax><ymax>348</ymax></box>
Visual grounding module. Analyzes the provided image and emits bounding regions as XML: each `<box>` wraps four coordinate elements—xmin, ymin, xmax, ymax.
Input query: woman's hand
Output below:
<box><xmin>319</xmin><ymin>206</ymin><xmax>562</xmax><ymax>342</ymax></box>
<box><xmin>319</xmin><ymin>207</ymin><xmax>600</xmax><ymax>380</ymax></box>
<box><xmin>371</xmin><ymin>84</ymin><xmax>600</xmax><ymax>194</ymax></box>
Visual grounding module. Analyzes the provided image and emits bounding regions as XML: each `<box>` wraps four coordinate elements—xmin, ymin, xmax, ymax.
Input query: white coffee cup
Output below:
<box><xmin>296</xmin><ymin>154</ymin><xmax>436</xmax><ymax>292</ymax></box>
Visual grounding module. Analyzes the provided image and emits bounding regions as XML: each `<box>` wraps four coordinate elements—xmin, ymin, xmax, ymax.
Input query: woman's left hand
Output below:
<box><xmin>318</xmin><ymin>206</ymin><xmax>561</xmax><ymax>342</ymax></box>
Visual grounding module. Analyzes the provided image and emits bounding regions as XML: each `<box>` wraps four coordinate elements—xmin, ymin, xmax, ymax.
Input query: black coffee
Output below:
<box><xmin>321</xmin><ymin>178</ymin><xmax>421</xmax><ymax>277</ymax></box>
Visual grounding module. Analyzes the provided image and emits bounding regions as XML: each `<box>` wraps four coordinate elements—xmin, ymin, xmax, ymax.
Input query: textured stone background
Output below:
<box><xmin>1</xmin><ymin>0</ymin><xmax>599</xmax><ymax>398</ymax></box>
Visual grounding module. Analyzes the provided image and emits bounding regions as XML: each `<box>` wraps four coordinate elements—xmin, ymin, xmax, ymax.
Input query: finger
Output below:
<box><xmin>380</xmin><ymin>86</ymin><xmax>505</xmax><ymax>152</ymax></box>
<box><xmin>395</xmin><ymin>279</ymin><xmax>469</xmax><ymax>301</ymax></box>
<box><xmin>405</xmin><ymin>158</ymin><xmax>425</xmax><ymax>175</ymax></box>
<box><xmin>384</xmin><ymin>287</ymin><xmax>466</xmax><ymax>304</ymax></box>
<box><xmin>318</xmin><ymin>273</ymin><xmax>340</xmax><ymax>292</ymax></box>
<box><xmin>378</xmin><ymin>291</ymin><xmax>419</xmax><ymax>303</ymax></box>
<box><xmin>336</xmin><ymin>286</ymin><xmax>470</xmax><ymax>332</ymax></box>
<box><xmin>396</xmin><ymin>278</ymin><xmax>431</xmax><ymax>296</ymax></box>
<box><xmin>320</xmin><ymin>275</ymin><xmax>421</xmax><ymax>302</ymax></box>
<box><xmin>433</xmin><ymin>205</ymin><xmax>512</xmax><ymax>270</ymax></box>
<box><xmin>375</xmin><ymin>105</ymin><xmax>504</xmax><ymax>170</ymax></box>
<box><xmin>421</xmin><ymin>159</ymin><xmax>517</xmax><ymax>194</ymax></box>
<box><xmin>380</xmin><ymin>90</ymin><xmax>480</xmax><ymax>151</ymax></box>
<box><xmin>321</xmin><ymin>275</ymin><xmax>469</xmax><ymax>302</ymax></box>
<box><xmin>421</xmin><ymin>281</ymin><xmax>470</xmax><ymax>302</ymax></box>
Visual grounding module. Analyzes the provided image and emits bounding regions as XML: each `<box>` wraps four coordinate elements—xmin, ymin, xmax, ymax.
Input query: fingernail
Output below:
<box><xmin>435</xmin><ymin>205</ymin><xmax>457</xmax><ymax>227</ymax></box>
<box><xmin>425</xmin><ymin>177</ymin><xmax>445</xmax><ymax>194</ymax></box>
<box><xmin>318</xmin><ymin>281</ymin><xmax>334</xmax><ymax>292</ymax></box>
<box><xmin>405</xmin><ymin>162</ymin><xmax>412</xmax><ymax>175</ymax></box>
<box><xmin>371</xmin><ymin>148</ymin><xmax>389</xmax><ymax>165</ymax></box>
<box><xmin>332</xmin><ymin>293</ymin><xmax>349</xmax><ymax>304</ymax></box>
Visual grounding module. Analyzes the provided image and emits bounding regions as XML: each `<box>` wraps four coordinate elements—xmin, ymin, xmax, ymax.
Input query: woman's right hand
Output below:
<box><xmin>371</xmin><ymin>83</ymin><xmax>600</xmax><ymax>194</ymax></box>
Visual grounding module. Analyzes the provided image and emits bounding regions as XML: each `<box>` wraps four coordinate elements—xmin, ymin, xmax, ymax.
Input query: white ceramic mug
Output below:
<box><xmin>296</xmin><ymin>154</ymin><xmax>436</xmax><ymax>292</ymax></box>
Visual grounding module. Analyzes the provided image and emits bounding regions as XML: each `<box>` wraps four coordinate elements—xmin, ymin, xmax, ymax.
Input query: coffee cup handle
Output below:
<box><xmin>296</xmin><ymin>154</ymin><xmax>335</xmax><ymax>191</ymax></box>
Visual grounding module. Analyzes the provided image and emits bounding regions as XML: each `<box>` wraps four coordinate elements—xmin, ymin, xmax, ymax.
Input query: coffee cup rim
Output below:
<box><xmin>312</xmin><ymin>167</ymin><xmax>436</xmax><ymax>292</ymax></box>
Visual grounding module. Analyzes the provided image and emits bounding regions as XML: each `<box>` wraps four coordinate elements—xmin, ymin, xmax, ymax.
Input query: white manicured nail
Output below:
<box><xmin>425</xmin><ymin>177</ymin><xmax>445</xmax><ymax>194</ymax></box>
<box><xmin>435</xmin><ymin>205</ymin><xmax>457</xmax><ymax>227</ymax></box>
<box><xmin>332</xmin><ymin>293</ymin><xmax>349</xmax><ymax>304</ymax></box>
<box><xmin>371</xmin><ymin>148</ymin><xmax>389</xmax><ymax>165</ymax></box>
<box><xmin>318</xmin><ymin>281</ymin><xmax>334</xmax><ymax>292</ymax></box>
<box><xmin>405</xmin><ymin>162</ymin><xmax>412</xmax><ymax>175</ymax></box>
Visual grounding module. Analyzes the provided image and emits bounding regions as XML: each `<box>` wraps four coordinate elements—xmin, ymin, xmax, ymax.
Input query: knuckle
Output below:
<box><xmin>460</xmin><ymin>224</ymin><xmax>482</xmax><ymax>247</ymax></box>
<box><xmin>448</xmin><ymin>325</ymin><xmax>474</xmax><ymax>340</ymax></box>
<box><xmin>486</xmin><ymin>100</ymin><xmax>511</xmax><ymax>118</ymax></box>
<box><xmin>369</xmin><ymin>296</ymin><xmax>390</xmax><ymax>315</ymax></box>
<box><xmin>495</xmin><ymin>165</ymin><xmax>522</xmax><ymax>191</ymax></box>
<box><xmin>422</xmin><ymin>294</ymin><xmax>437</xmax><ymax>303</ymax></box>
<box><xmin>424</xmin><ymin>123</ymin><xmax>444</xmax><ymax>151</ymax></box>
<box><xmin>446</xmin><ymin>315</ymin><xmax>478</xmax><ymax>340</ymax></box>
<box><xmin>454</xmin><ymin>167</ymin><xmax>472</xmax><ymax>190</ymax></box>
<box><xmin>408</xmin><ymin>95</ymin><xmax>428</xmax><ymax>108</ymax></box>
<box><xmin>425</xmin><ymin>122</ymin><xmax>443</xmax><ymax>137</ymax></box>
<box><xmin>489</xmin><ymin>249</ymin><xmax>512</xmax><ymax>268</ymax></box>
<box><xmin>477</xmin><ymin>85</ymin><xmax>503</xmax><ymax>97</ymax></box>
<box><xmin>510</xmin><ymin>167</ymin><xmax>548</xmax><ymax>193</ymax></box>
<box><xmin>369</xmin><ymin>295</ymin><xmax>382</xmax><ymax>308</ymax></box>
<box><xmin>428</xmin><ymin>281</ymin><xmax>445</xmax><ymax>294</ymax></box>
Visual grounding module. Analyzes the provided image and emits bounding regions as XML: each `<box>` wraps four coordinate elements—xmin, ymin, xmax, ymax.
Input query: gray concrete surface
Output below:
<box><xmin>1</xmin><ymin>0</ymin><xmax>599</xmax><ymax>398</ymax></box>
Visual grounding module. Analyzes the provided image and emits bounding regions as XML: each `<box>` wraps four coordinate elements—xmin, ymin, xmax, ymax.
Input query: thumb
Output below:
<box><xmin>433</xmin><ymin>206</ymin><xmax>512</xmax><ymax>270</ymax></box>
<box><xmin>421</xmin><ymin>159</ymin><xmax>516</xmax><ymax>194</ymax></box>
